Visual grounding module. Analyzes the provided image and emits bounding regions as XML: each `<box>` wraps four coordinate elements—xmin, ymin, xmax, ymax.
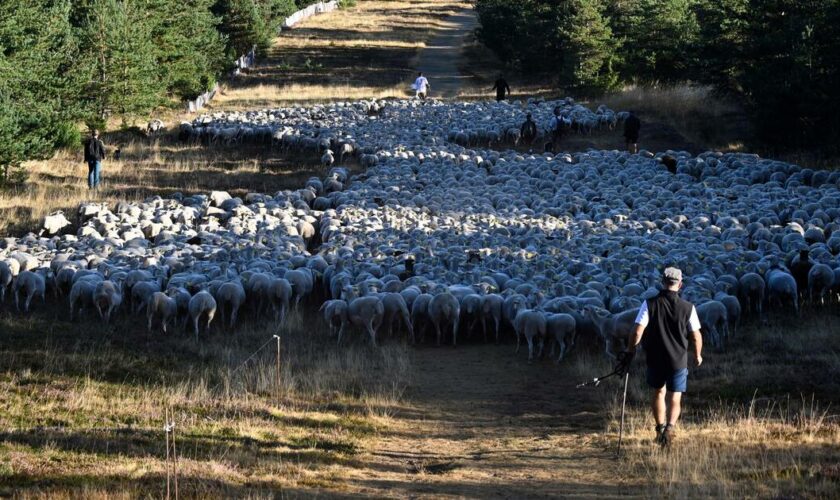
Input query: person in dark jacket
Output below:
<box><xmin>84</xmin><ymin>129</ymin><xmax>106</xmax><ymax>189</ymax></box>
<box><xmin>398</xmin><ymin>257</ymin><xmax>416</xmax><ymax>282</ymax></box>
<box><xmin>789</xmin><ymin>249</ymin><xmax>813</xmax><ymax>301</ymax></box>
<box><xmin>660</xmin><ymin>154</ymin><xmax>677</xmax><ymax>174</ymax></box>
<box><xmin>520</xmin><ymin>113</ymin><xmax>538</xmax><ymax>145</ymax></box>
<box><xmin>624</xmin><ymin>111</ymin><xmax>641</xmax><ymax>154</ymax></box>
<box><xmin>491</xmin><ymin>75</ymin><xmax>511</xmax><ymax>101</ymax></box>
<box><xmin>625</xmin><ymin>267</ymin><xmax>703</xmax><ymax>448</ymax></box>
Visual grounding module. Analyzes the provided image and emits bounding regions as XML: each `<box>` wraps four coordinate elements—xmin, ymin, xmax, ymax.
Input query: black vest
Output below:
<box><xmin>642</xmin><ymin>290</ymin><xmax>694</xmax><ymax>371</ymax></box>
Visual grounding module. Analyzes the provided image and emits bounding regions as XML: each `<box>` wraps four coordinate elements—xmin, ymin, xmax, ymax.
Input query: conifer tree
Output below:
<box><xmin>81</xmin><ymin>0</ymin><xmax>164</xmax><ymax>122</ymax></box>
<box><xmin>145</xmin><ymin>0</ymin><xmax>227</xmax><ymax>99</ymax></box>
<box><xmin>558</xmin><ymin>0</ymin><xmax>619</xmax><ymax>92</ymax></box>
<box><xmin>0</xmin><ymin>0</ymin><xmax>80</xmax><ymax>183</ymax></box>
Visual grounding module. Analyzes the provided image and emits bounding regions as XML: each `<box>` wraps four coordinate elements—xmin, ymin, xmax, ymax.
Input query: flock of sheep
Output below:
<box><xmin>3</xmin><ymin>97</ymin><xmax>840</xmax><ymax>363</ymax></box>
<box><xmin>177</xmin><ymin>97</ymin><xmax>625</xmax><ymax>154</ymax></box>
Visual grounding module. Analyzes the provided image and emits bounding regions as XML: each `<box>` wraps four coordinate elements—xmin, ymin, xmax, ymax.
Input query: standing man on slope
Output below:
<box><xmin>492</xmin><ymin>74</ymin><xmax>511</xmax><ymax>101</ymax></box>
<box><xmin>84</xmin><ymin>129</ymin><xmax>106</xmax><ymax>190</ymax></box>
<box><xmin>413</xmin><ymin>72</ymin><xmax>430</xmax><ymax>100</ymax></box>
<box><xmin>625</xmin><ymin>267</ymin><xmax>703</xmax><ymax>448</ymax></box>
<box><xmin>624</xmin><ymin>110</ymin><xmax>641</xmax><ymax>154</ymax></box>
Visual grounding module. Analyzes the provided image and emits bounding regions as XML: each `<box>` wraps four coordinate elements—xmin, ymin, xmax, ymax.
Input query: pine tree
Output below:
<box><xmin>692</xmin><ymin>0</ymin><xmax>749</xmax><ymax>92</ymax></box>
<box><xmin>81</xmin><ymin>0</ymin><xmax>164</xmax><ymax>123</ymax></box>
<box><xmin>145</xmin><ymin>0</ymin><xmax>227</xmax><ymax>99</ymax></box>
<box><xmin>736</xmin><ymin>0</ymin><xmax>840</xmax><ymax>148</ymax></box>
<box><xmin>0</xmin><ymin>0</ymin><xmax>81</xmax><ymax>183</ymax></box>
<box><xmin>609</xmin><ymin>0</ymin><xmax>700</xmax><ymax>83</ymax></box>
<box><xmin>213</xmin><ymin>0</ymin><xmax>271</xmax><ymax>59</ymax></box>
<box><xmin>558</xmin><ymin>0</ymin><xmax>619</xmax><ymax>93</ymax></box>
<box><xmin>475</xmin><ymin>0</ymin><xmax>529</xmax><ymax>66</ymax></box>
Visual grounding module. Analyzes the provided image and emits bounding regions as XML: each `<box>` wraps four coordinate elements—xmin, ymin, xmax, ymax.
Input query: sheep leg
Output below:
<box><xmin>515</xmin><ymin>328</ymin><xmax>521</xmax><ymax>353</ymax></box>
<box><xmin>206</xmin><ymin>310</ymin><xmax>215</xmax><ymax>334</ymax></box>
<box><xmin>337</xmin><ymin>322</ymin><xmax>346</xmax><ymax>345</ymax></box>
<box><xmin>434</xmin><ymin>321</ymin><xmax>442</xmax><ymax>347</ymax></box>
<box><xmin>231</xmin><ymin>304</ymin><xmax>239</xmax><ymax>329</ymax></box>
<box><xmin>468</xmin><ymin>318</ymin><xmax>479</xmax><ymax>340</ymax></box>
<box><xmin>526</xmin><ymin>333</ymin><xmax>534</xmax><ymax>361</ymax></box>
<box><xmin>558</xmin><ymin>338</ymin><xmax>567</xmax><ymax>363</ymax></box>
<box><xmin>494</xmin><ymin>317</ymin><xmax>501</xmax><ymax>344</ymax></box>
<box><xmin>452</xmin><ymin>319</ymin><xmax>458</xmax><ymax>347</ymax></box>
<box><xmin>276</xmin><ymin>302</ymin><xmax>287</xmax><ymax>327</ymax></box>
<box><xmin>147</xmin><ymin>312</ymin><xmax>154</xmax><ymax>332</ymax></box>
<box><xmin>218</xmin><ymin>303</ymin><xmax>227</xmax><ymax>329</ymax></box>
<box><xmin>366</xmin><ymin>320</ymin><xmax>378</xmax><ymax>347</ymax></box>
<box><xmin>402</xmin><ymin>312</ymin><xmax>415</xmax><ymax>344</ymax></box>
<box><xmin>25</xmin><ymin>293</ymin><xmax>33</xmax><ymax>313</ymax></box>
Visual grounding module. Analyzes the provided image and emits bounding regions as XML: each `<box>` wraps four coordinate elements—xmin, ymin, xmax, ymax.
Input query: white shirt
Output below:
<box><xmin>634</xmin><ymin>300</ymin><xmax>701</xmax><ymax>332</ymax></box>
<box><xmin>414</xmin><ymin>76</ymin><xmax>429</xmax><ymax>93</ymax></box>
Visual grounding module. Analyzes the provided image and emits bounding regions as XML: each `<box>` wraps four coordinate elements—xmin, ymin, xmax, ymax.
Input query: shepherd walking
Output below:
<box><xmin>624</xmin><ymin>111</ymin><xmax>641</xmax><ymax>154</ymax></box>
<box><xmin>413</xmin><ymin>72</ymin><xmax>430</xmax><ymax>100</ymax></box>
<box><xmin>491</xmin><ymin>74</ymin><xmax>511</xmax><ymax>101</ymax></box>
<box><xmin>84</xmin><ymin>129</ymin><xmax>106</xmax><ymax>190</ymax></box>
<box><xmin>625</xmin><ymin>267</ymin><xmax>703</xmax><ymax>448</ymax></box>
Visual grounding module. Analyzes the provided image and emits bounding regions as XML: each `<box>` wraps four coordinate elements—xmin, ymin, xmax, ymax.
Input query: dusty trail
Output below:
<box><xmin>416</xmin><ymin>8</ymin><xmax>478</xmax><ymax>98</ymax></box>
<box><xmin>346</xmin><ymin>345</ymin><xmax>643</xmax><ymax>498</ymax></box>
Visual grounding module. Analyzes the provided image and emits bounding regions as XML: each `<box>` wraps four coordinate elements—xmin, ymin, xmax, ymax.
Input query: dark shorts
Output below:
<box><xmin>647</xmin><ymin>366</ymin><xmax>688</xmax><ymax>392</ymax></box>
<box><xmin>625</xmin><ymin>134</ymin><xmax>639</xmax><ymax>143</ymax></box>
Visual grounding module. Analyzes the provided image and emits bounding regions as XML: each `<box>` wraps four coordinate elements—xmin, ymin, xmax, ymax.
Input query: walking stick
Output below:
<box><xmin>617</xmin><ymin>371</ymin><xmax>630</xmax><ymax>458</ymax></box>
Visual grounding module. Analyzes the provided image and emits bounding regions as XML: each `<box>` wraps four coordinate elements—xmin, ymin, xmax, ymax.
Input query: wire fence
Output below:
<box><xmin>185</xmin><ymin>1</ymin><xmax>340</xmax><ymax>113</ymax></box>
<box><xmin>282</xmin><ymin>1</ymin><xmax>339</xmax><ymax>30</ymax></box>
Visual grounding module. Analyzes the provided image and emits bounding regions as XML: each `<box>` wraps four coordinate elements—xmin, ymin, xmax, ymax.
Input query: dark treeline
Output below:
<box><xmin>475</xmin><ymin>0</ymin><xmax>840</xmax><ymax>151</ymax></box>
<box><xmin>0</xmin><ymin>0</ymin><xmax>318</xmax><ymax>183</ymax></box>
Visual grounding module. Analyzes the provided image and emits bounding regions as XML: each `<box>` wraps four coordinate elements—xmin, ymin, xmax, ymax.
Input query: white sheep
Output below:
<box><xmin>428</xmin><ymin>292</ymin><xmax>460</xmax><ymax>347</ymax></box>
<box><xmin>189</xmin><ymin>290</ymin><xmax>217</xmax><ymax>340</ymax></box>
<box><xmin>93</xmin><ymin>280</ymin><xmax>122</xmax><ymax>323</ymax></box>
<box><xmin>14</xmin><ymin>270</ymin><xmax>46</xmax><ymax>313</ymax></box>
<box><xmin>147</xmin><ymin>291</ymin><xmax>178</xmax><ymax>333</ymax></box>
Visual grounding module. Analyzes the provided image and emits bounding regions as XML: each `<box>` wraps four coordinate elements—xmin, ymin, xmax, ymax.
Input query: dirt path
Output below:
<box><xmin>345</xmin><ymin>345</ymin><xmax>642</xmax><ymax>498</ymax></box>
<box><xmin>416</xmin><ymin>8</ymin><xmax>478</xmax><ymax>99</ymax></box>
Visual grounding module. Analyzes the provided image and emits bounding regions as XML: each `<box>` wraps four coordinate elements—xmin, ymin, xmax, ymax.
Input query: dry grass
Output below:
<box><xmin>0</xmin><ymin>305</ymin><xmax>411</xmax><ymax>498</ymax></box>
<box><xmin>600</xmin><ymin>84</ymin><xmax>753</xmax><ymax>152</ymax></box>
<box><xmin>2</xmin><ymin>274</ymin><xmax>839</xmax><ymax>498</ymax></box>
<box><xmin>212</xmin><ymin>0</ymin><xmax>471</xmax><ymax>108</ymax></box>
<box><xmin>0</xmin><ymin>134</ymin><xmax>338</xmax><ymax>236</ymax></box>
<box><xmin>214</xmin><ymin>82</ymin><xmax>410</xmax><ymax>109</ymax></box>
